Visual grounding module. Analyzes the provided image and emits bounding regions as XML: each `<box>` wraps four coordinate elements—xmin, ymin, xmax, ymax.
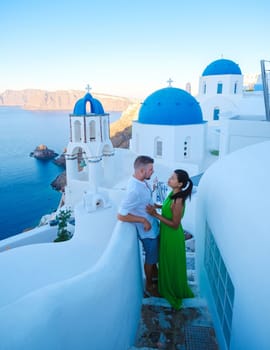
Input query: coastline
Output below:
<box><xmin>0</xmin><ymin>107</ymin><xmax>126</xmax><ymax>240</ymax></box>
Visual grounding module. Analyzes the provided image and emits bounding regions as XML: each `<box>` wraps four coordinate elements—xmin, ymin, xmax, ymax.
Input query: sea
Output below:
<box><xmin>0</xmin><ymin>106</ymin><xmax>121</xmax><ymax>240</ymax></box>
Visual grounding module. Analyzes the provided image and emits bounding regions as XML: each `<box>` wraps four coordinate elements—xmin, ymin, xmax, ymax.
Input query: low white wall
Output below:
<box><xmin>0</xmin><ymin>219</ymin><xmax>143</xmax><ymax>349</ymax></box>
<box><xmin>0</xmin><ymin>224</ymin><xmax>58</xmax><ymax>252</ymax></box>
<box><xmin>219</xmin><ymin>118</ymin><xmax>270</xmax><ymax>156</ymax></box>
<box><xmin>0</xmin><ymin>203</ymin><xmax>115</xmax><ymax>308</ymax></box>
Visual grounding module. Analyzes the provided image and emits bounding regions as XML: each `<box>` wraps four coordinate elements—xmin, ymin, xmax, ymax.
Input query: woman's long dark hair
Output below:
<box><xmin>170</xmin><ymin>169</ymin><xmax>193</xmax><ymax>203</ymax></box>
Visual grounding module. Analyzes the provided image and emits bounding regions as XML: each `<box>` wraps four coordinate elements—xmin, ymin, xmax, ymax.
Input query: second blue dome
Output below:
<box><xmin>202</xmin><ymin>58</ymin><xmax>242</xmax><ymax>76</ymax></box>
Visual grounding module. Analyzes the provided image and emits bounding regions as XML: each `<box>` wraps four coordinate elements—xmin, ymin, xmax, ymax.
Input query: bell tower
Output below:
<box><xmin>65</xmin><ymin>87</ymin><xmax>114</xmax><ymax>207</ymax></box>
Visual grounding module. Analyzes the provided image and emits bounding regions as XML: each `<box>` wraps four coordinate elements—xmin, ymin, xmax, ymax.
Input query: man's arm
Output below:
<box><xmin>117</xmin><ymin>213</ymin><xmax>151</xmax><ymax>231</ymax></box>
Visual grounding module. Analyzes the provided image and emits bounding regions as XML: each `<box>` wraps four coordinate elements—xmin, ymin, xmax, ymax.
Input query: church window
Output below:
<box><xmin>213</xmin><ymin>108</ymin><xmax>220</xmax><ymax>121</ymax></box>
<box><xmin>77</xmin><ymin>147</ymin><xmax>85</xmax><ymax>172</ymax></box>
<box><xmin>74</xmin><ymin>120</ymin><xmax>81</xmax><ymax>142</ymax></box>
<box><xmin>89</xmin><ymin>120</ymin><xmax>96</xmax><ymax>141</ymax></box>
<box><xmin>217</xmin><ymin>82</ymin><xmax>223</xmax><ymax>94</ymax></box>
<box><xmin>203</xmin><ymin>82</ymin><xmax>207</xmax><ymax>94</ymax></box>
<box><xmin>103</xmin><ymin>119</ymin><xmax>108</xmax><ymax>141</ymax></box>
<box><xmin>183</xmin><ymin>136</ymin><xmax>191</xmax><ymax>159</ymax></box>
<box><xmin>154</xmin><ymin>138</ymin><xmax>163</xmax><ymax>157</ymax></box>
<box><xmin>204</xmin><ymin>225</ymin><xmax>235</xmax><ymax>349</ymax></box>
<box><xmin>233</xmin><ymin>82</ymin><xmax>237</xmax><ymax>94</ymax></box>
<box><xmin>86</xmin><ymin>101</ymin><xmax>92</xmax><ymax>114</ymax></box>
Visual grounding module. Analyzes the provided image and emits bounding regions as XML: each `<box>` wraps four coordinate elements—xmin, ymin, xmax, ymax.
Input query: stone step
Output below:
<box><xmin>130</xmin><ymin>239</ymin><xmax>219</xmax><ymax>349</ymax></box>
<box><xmin>131</xmin><ymin>296</ymin><xmax>219</xmax><ymax>350</ymax></box>
<box><xmin>142</xmin><ymin>295</ymin><xmax>207</xmax><ymax>309</ymax></box>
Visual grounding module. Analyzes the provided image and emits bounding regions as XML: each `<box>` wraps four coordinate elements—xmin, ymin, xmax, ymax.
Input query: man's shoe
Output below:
<box><xmin>145</xmin><ymin>285</ymin><xmax>160</xmax><ymax>297</ymax></box>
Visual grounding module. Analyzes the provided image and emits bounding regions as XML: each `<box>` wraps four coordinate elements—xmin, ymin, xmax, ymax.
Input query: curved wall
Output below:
<box><xmin>0</xmin><ymin>205</ymin><xmax>143</xmax><ymax>349</ymax></box>
<box><xmin>196</xmin><ymin>140</ymin><xmax>270</xmax><ymax>350</ymax></box>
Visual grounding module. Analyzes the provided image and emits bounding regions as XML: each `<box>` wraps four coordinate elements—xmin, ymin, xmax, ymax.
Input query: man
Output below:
<box><xmin>118</xmin><ymin>155</ymin><xmax>159</xmax><ymax>297</ymax></box>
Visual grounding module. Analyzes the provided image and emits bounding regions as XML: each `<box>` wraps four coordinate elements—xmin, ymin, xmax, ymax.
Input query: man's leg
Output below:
<box><xmin>152</xmin><ymin>263</ymin><xmax>158</xmax><ymax>281</ymax></box>
<box><xmin>144</xmin><ymin>263</ymin><xmax>160</xmax><ymax>297</ymax></box>
<box><xmin>142</xmin><ymin>238</ymin><xmax>160</xmax><ymax>297</ymax></box>
<box><xmin>144</xmin><ymin>263</ymin><xmax>153</xmax><ymax>290</ymax></box>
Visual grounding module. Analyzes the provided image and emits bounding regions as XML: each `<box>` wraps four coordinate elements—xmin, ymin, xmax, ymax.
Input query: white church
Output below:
<box><xmin>196</xmin><ymin>58</ymin><xmax>270</xmax><ymax>154</ymax></box>
<box><xmin>0</xmin><ymin>58</ymin><xmax>269</xmax><ymax>350</ymax></box>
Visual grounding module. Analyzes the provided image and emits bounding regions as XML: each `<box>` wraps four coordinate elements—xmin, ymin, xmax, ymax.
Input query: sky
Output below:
<box><xmin>1</xmin><ymin>0</ymin><xmax>270</xmax><ymax>100</ymax></box>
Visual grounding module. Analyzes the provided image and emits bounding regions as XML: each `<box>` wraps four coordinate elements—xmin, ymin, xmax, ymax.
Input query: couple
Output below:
<box><xmin>117</xmin><ymin>155</ymin><xmax>194</xmax><ymax>310</ymax></box>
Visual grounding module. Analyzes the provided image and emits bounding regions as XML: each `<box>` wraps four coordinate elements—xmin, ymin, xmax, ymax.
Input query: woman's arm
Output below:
<box><xmin>146</xmin><ymin>198</ymin><xmax>183</xmax><ymax>229</ymax></box>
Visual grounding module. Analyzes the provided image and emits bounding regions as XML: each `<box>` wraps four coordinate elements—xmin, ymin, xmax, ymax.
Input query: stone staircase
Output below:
<box><xmin>130</xmin><ymin>246</ymin><xmax>219</xmax><ymax>349</ymax></box>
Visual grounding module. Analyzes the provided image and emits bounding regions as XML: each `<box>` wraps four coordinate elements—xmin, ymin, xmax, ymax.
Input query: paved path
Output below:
<box><xmin>131</xmin><ymin>247</ymin><xmax>220</xmax><ymax>349</ymax></box>
<box><xmin>132</xmin><ymin>296</ymin><xmax>219</xmax><ymax>349</ymax></box>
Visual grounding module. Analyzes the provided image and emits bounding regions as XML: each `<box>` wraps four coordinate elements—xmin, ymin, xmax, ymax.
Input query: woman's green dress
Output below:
<box><xmin>158</xmin><ymin>192</ymin><xmax>194</xmax><ymax>309</ymax></box>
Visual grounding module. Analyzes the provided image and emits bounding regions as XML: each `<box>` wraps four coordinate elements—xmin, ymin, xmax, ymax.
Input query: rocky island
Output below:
<box><xmin>30</xmin><ymin>144</ymin><xmax>58</xmax><ymax>160</ymax></box>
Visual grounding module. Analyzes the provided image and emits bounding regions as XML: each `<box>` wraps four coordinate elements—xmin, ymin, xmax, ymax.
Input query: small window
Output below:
<box><xmin>89</xmin><ymin>120</ymin><xmax>96</xmax><ymax>141</ymax></box>
<box><xmin>154</xmin><ymin>137</ymin><xmax>163</xmax><ymax>157</ymax></box>
<box><xmin>213</xmin><ymin>108</ymin><xmax>220</xmax><ymax>121</ymax></box>
<box><xmin>103</xmin><ymin>119</ymin><xmax>108</xmax><ymax>141</ymax></box>
<box><xmin>203</xmin><ymin>83</ymin><xmax>207</xmax><ymax>94</ymax></box>
<box><xmin>217</xmin><ymin>83</ymin><xmax>223</xmax><ymax>94</ymax></box>
<box><xmin>234</xmin><ymin>82</ymin><xmax>237</xmax><ymax>94</ymax></box>
<box><xmin>156</xmin><ymin>141</ymin><xmax>162</xmax><ymax>156</ymax></box>
<box><xmin>74</xmin><ymin>120</ymin><xmax>81</xmax><ymax>142</ymax></box>
<box><xmin>183</xmin><ymin>136</ymin><xmax>191</xmax><ymax>159</ymax></box>
<box><xmin>86</xmin><ymin>101</ymin><xmax>92</xmax><ymax>114</ymax></box>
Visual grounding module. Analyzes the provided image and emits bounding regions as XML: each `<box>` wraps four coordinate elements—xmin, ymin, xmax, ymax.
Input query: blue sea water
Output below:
<box><xmin>0</xmin><ymin>107</ymin><xmax>121</xmax><ymax>240</ymax></box>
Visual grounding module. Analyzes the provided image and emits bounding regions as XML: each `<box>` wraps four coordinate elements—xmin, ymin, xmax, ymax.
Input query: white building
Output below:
<box><xmin>65</xmin><ymin>92</ymin><xmax>114</xmax><ymax>207</ymax></box>
<box><xmin>196</xmin><ymin>58</ymin><xmax>268</xmax><ymax>151</ymax></box>
<box><xmin>131</xmin><ymin>85</ymin><xmax>207</xmax><ymax>176</ymax></box>
<box><xmin>197</xmin><ymin>58</ymin><xmax>244</xmax><ymax>125</ymax></box>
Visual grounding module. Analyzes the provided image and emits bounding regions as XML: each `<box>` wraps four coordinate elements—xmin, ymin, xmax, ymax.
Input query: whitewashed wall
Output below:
<box><xmin>219</xmin><ymin>118</ymin><xmax>270</xmax><ymax>156</ymax></box>
<box><xmin>131</xmin><ymin>121</ymin><xmax>207</xmax><ymax>174</ymax></box>
<box><xmin>196</xmin><ymin>140</ymin><xmax>270</xmax><ymax>350</ymax></box>
<box><xmin>198</xmin><ymin>74</ymin><xmax>243</xmax><ymax>97</ymax></box>
<box><xmin>197</xmin><ymin>73</ymin><xmax>243</xmax><ymax>125</ymax></box>
<box><xmin>0</xmin><ymin>198</ymin><xmax>143</xmax><ymax>349</ymax></box>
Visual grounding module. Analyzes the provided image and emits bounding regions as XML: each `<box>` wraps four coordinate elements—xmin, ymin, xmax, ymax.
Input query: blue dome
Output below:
<box><xmin>202</xmin><ymin>59</ymin><xmax>242</xmax><ymax>76</ymax></box>
<box><xmin>138</xmin><ymin>87</ymin><xmax>203</xmax><ymax>125</ymax></box>
<box><xmin>73</xmin><ymin>93</ymin><xmax>105</xmax><ymax>115</ymax></box>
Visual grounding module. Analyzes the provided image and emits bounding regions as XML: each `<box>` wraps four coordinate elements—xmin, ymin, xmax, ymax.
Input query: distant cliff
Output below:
<box><xmin>110</xmin><ymin>102</ymin><xmax>140</xmax><ymax>148</ymax></box>
<box><xmin>0</xmin><ymin>89</ymin><xmax>136</xmax><ymax>112</ymax></box>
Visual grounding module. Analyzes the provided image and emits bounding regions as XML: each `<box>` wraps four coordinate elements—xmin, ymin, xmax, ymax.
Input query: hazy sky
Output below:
<box><xmin>1</xmin><ymin>0</ymin><xmax>269</xmax><ymax>99</ymax></box>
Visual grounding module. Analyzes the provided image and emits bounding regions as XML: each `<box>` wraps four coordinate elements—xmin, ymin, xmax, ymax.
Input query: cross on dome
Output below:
<box><xmin>167</xmin><ymin>78</ymin><xmax>174</xmax><ymax>87</ymax></box>
<box><xmin>85</xmin><ymin>84</ymin><xmax>92</xmax><ymax>93</ymax></box>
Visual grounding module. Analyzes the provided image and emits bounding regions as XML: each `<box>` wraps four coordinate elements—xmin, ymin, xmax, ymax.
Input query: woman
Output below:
<box><xmin>146</xmin><ymin>169</ymin><xmax>194</xmax><ymax>309</ymax></box>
